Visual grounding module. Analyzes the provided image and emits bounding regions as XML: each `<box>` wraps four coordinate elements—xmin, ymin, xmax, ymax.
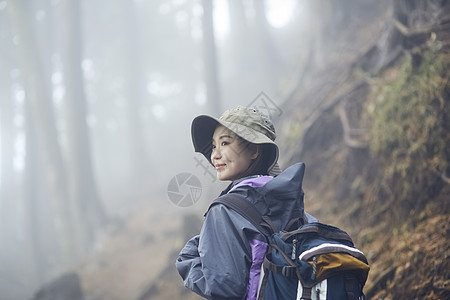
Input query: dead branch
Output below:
<box><xmin>393</xmin><ymin>18</ymin><xmax>435</xmax><ymax>36</ymax></box>
<box><xmin>338</xmin><ymin>100</ymin><xmax>369</xmax><ymax>149</ymax></box>
<box><xmin>433</xmin><ymin>170</ymin><xmax>450</xmax><ymax>185</ymax></box>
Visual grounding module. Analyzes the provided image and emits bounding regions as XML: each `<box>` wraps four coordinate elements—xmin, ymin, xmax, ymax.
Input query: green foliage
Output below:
<box><xmin>368</xmin><ymin>46</ymin><xmax>450</xmax><ymax>209</ymax></box>
<box><xmin>359</xmin><ymin>232</ymin><xmax>374</xmax><ymax>246</ymax></box>
<box><xmin>287</xmin><ymin>121</ymin><xmax>303</xmax><ymax>140</ymax></box>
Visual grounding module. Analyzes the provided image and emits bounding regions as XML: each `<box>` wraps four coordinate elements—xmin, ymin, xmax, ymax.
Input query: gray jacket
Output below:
<box><xmin>176</xmin><ymin>163</ymin><xmax>315</xmax><ymax>299</ymax></box>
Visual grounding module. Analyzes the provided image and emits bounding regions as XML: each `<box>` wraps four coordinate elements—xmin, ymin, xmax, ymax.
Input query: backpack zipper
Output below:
<box><xmin>311</xmin><ymin>256</ymin><xmax>317</xmax><ymax>280</ymax></box>
<box><xmin>291</xmin><ymin>238</ymin><xmax>297</xmax><ymax>260</ymax></box>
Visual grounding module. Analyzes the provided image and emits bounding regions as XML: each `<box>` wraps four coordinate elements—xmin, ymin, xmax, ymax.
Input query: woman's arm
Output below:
<box><xmin>176</xmin><ymin>204</ymin><xmax>255</xmax><ymax>299</ymax></box>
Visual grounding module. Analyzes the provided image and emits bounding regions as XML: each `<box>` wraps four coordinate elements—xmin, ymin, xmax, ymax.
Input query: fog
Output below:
<box><xmin>1</xmin><ymin>0</ymin><xmax>327</xmax><ymax>298</ymax></box>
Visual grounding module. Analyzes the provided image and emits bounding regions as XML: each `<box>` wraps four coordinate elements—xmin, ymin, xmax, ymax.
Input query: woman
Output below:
<box><xmin>176</xmin><ymin>106</ymin><xmax>315</xmax><ymax>299</ymax></box>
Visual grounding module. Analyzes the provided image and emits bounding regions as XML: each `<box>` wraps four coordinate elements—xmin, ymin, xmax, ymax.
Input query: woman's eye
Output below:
<box><xmin>221</xmin><ymin>141</ymin><xmax>229</xmax><ymax>146</ymax></box>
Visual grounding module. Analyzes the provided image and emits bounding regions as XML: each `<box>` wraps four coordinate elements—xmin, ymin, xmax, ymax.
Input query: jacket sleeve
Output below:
<box><xmin>176</xmin><ymin>204</ymin><xmax>258</xmax><ymax>299</ymax></box>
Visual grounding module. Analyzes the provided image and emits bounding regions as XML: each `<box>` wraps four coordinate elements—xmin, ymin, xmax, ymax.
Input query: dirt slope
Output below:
<box><xmin>278</xmin><ymin>1</ymin><xmax>450</xmax><ymax>299</ymax></box>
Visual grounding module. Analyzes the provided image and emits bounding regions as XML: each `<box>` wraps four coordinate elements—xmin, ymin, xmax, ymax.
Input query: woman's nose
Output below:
<box><xmin>211</xmin><ymin>148</ymin><xmax>222</xmax><ymax>160</ymax></box>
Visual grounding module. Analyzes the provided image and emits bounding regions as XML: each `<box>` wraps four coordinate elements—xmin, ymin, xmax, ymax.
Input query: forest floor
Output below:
<box><xmin>305</xmin><ymin>186</ymin><xmax>450</xmax><ymax>299</ymax></box>
<box><xmin>76</xmin><ymin>198</ymin><xmax>197</xmax><ymax>300</ymax></box>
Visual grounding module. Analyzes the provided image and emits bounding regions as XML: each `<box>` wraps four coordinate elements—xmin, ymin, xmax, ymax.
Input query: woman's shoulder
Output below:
<box><xmin>205</xmin><ymin>197</ymin><xmax>265</xmax><ymax>239</ymax></box>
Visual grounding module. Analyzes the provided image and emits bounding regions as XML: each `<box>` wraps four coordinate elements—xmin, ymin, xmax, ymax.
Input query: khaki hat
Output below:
<box><xmin>191</xmin><ymin>106</ymin><xmax>280</xmax><ymax>175</ymax></box>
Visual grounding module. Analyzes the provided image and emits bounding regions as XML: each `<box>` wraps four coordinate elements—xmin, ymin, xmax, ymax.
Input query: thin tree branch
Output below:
<box><xmin>433</xmin><ymin>170</ymin><xmax>450</xmax><ymax>185</ymax></box>
<box><xmin>338</xmin><ymin>100</ymin><xmax>369</xmax><ymax>149</ymax></box>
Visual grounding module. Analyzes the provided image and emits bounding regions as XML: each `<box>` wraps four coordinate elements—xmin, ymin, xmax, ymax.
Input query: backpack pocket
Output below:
<box><xmin>258</xmin><ymin>223</ymin><xmax>370</xmax><ymax>300</ymax></box>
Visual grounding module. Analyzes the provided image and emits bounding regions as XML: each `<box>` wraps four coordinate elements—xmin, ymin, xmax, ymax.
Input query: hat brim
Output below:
<box><xmin>191</xmin><ymin>114</ymin><xmax>279</xmax><ymax>173</ymax></box>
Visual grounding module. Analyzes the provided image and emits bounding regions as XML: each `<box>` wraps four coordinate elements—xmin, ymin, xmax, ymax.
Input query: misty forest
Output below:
<box><xmin>1</xmin><ymin>0</ymin><xmax>449</xmax><ymax>299</ymax></box>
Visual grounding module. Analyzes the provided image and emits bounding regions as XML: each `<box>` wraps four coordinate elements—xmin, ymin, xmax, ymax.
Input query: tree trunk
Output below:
<box><xmin>8</xmin><ymin>0</ymin><xmax>75</xmax><ymax>263</ymax></box>
<box><xmin>202</xmin><ymin>0</ymin><xmax>221</xmax><ymax>115</ymax></box>
<box><xmin>122</xmin><ymin>0</ymin><xmax>151</xmax><ymax>181</ymax></box>
<box><xmin>60</xmin><ymin>0</ymin><xmax>107</xmax><ymax>252</ymax></box>
<box><xmin>23</xmin><ymin>91</ymin><xmax>48</xmax><ymax>286</ymax></box>
<box><xmin>228</xmin><ymin>0</ymin><xmax>248</xmax><ymax>67</ymax></box>
<box><xmin>253</xmin><ymin>0</ymin><xmax>281</xmax><ymax>94</ymax></box>
<box><xmin>0</xmin><ymin>57</ymin><xmax>15</xmax><ymax>254</ymax></box>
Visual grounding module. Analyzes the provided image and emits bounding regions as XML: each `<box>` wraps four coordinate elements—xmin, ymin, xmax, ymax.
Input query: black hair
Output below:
<box><xmin>236</xmin><ymin>138</ymin><xmax>270</xmax><ymax>178</ymax></box>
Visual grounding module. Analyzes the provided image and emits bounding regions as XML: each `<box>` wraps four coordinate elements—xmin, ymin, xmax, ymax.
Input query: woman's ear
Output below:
<box><xmin>250</xmin><ymin>145</ymin><xmax>259</xmax><ymax>160</ymax></box>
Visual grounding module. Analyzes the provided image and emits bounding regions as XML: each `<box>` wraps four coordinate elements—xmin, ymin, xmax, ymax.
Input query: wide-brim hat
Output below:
<box><xmin>191</xmin><ymin>106</ymin><xmax>280</xmax><ymax>176</ymax></box>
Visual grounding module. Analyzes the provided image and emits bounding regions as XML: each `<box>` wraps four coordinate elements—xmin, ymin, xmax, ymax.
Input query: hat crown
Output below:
<box><xmin>219</xmin><ymin>106</ymin><xmax>276</xmax><ymax>141</ymax></box>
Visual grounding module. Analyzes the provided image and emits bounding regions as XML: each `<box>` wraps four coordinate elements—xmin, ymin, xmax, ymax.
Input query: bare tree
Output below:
<box><xmin>122</xmin><ymin>0</ymin><xmax>151</xmax><ymax>181</ymax></box>
<box><xmin>8</xmin><ymin>0</ymin><xmax>75</xmax><ymax>263</ymax></box>
<box><xmin>0</xmin><ymin>53</ymin><xmax>15</xmax><ymax>253</ymax></box>
<box><xmin>253</xmin><ymin>0</ymin><xmax>281</xmax><ymax>93</ymax></box>
<box><xmin>228</xmin><ymin>0</ymin><xmax>248</xmax><ymax>67</ymax></box>
<box><xmin>202</xmin><ymin>0</ymin><xmax>221</xmax><ymax>115</ymax></box>
<box><xmin>60</xmin><ymin>0</ymin><xmax>107</xmax><ymax>251</ymax></box>
<box><xmin>23</xmin><ymin>92</ymin><xmax>48</xmax><ymax>286</ymax></box>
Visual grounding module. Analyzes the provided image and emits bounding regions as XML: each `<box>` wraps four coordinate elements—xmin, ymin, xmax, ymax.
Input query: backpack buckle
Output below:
<box><xmin>282</xmin><ymin>266</ymin><xmax>291</xmax><ymax>277</ymax></box>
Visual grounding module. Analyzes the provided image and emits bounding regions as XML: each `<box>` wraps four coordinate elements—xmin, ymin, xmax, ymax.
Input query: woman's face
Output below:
<box><xmin>211</xmin><ymin>125</ymin><xmax>258</xmax><ymax>181</ymax></box>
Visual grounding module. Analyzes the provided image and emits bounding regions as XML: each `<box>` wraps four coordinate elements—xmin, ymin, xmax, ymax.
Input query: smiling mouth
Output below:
<box><xmin>215</xmin><ymin>164</ymin><xmax>226</xmax><ymax>170</ymax></box>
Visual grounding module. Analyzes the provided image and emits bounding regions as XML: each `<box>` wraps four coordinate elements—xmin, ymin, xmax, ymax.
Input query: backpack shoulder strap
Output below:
<box><xmin>206</xmin><ymin>193</ymin><xmax>273</xmax><ymax>236</ymax></box>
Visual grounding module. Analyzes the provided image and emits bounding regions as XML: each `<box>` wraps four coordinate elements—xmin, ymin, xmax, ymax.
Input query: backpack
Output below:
<box><xmin>210</xmin><ymin>193</ymin><xmax>370</xmax><ymax>300</ymax></box>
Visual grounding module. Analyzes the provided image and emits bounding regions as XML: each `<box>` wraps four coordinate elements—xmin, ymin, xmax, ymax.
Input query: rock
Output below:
<box><xmin>32</xmin><ymin>272</ymin><xmax>85</xmax><ymax>300</ymax></box>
